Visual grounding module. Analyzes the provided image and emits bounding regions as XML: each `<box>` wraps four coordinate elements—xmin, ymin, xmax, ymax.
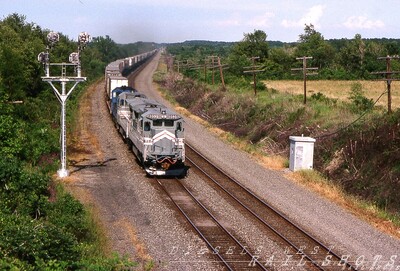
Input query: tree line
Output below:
<box><xmin>167</xmin><ymin>25</ymin><xmax>400</xmax><ymax>81</ymax></box>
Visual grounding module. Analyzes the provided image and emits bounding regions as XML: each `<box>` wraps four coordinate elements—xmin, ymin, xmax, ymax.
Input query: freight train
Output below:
<box><xmin>105</xmin><ymin>50</ymin><xmax>187</xmax><ymax>177</ymax></box>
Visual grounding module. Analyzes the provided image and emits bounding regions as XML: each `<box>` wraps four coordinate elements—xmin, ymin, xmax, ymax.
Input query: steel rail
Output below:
<box><xmin>185</xmin><ymin>143</ymin><xmax>357</xmax><ymax>271</ymax></box>
<box><xmin>155</xmin><ymin>178</ymin><xmax>269</xmax><ymax>271</ymax></box>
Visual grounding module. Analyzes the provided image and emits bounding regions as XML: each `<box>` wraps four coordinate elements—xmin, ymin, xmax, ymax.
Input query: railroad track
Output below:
<box><xmin>185</xmin><ymin>143</ymin><xmax>358</xmax><ymax>271</ymax></box>
<box><xmin>156</xmin><ymin>178</ymin><xmax>268</xmax><ymax>270</ymax></box>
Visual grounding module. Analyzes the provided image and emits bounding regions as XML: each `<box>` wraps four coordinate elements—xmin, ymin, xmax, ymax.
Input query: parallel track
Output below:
<box><xmin>185</xmin><ymin>143</ymin><xmax>357</xmax><ymax>271</ymax></box>
<box><xmin>156</xmin><ymin>178</ymin><xmax>269</xmax><ymax>270</ymax></box>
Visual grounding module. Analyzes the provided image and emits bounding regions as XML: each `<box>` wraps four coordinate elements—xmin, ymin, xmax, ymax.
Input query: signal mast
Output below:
<box><xmin>38</xmin><ymin>31</ymin><xmax>90</xmax><ymax>178</ymax></box>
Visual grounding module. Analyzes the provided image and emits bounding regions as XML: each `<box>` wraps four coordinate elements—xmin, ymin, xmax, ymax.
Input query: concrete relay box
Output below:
<box><xmin>289</xmin><ymin>136</ymin><xmax>316</xmax><ymax>171</ymax></box>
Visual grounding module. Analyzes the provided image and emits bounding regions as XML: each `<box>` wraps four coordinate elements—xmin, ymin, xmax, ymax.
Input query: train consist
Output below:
<box><xmin>105</xmin><ymin>50</ymin><xmax>156</xmax><ymax>100</ymax></box>
<box><xmin>105</xmin><ymin>50</ymin><xmax>187</xmax><ymax>177</ymax></box>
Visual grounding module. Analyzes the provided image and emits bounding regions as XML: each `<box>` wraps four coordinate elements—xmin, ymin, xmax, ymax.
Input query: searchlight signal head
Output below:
<box><xmin>37</xmin><ymin>51</ymin><xmax>48</xmax><ymax>64</ymax></box>
<box><xmin>47</xmin><ymin>32</ymin><xmax>59</xmax><ymax>47</ymax></box>
<box><xmin>78</xmin><ymin>32</ymin><xmax>91</xmax><ymax>51</ymax></box>
<box><xmin>69</xmin><ymin>52</ymin><xmax>79</xmax><ymax>64</ymax></box>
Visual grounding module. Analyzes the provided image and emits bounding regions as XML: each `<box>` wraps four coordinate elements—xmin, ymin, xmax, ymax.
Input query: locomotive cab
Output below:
<box><xmin>141</xmin><ymin>108</ymin><xmax>186</xmax><ymax>176</ymax></box>
<box><xmin>110</xmin><ymin>86</ymin><xmax>136</xmax><ymax>114</ymax></box>
<box><xmin>116</xmin><ymin>95</ymin><xmax>186</xmax><ymax>177</ymax></box>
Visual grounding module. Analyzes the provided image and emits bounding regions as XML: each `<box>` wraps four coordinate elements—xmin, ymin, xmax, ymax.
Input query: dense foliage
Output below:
<box><xmin>0</xmin><ymin>13</ymin><xmax>138</xmax><ymax>269</ymax></box>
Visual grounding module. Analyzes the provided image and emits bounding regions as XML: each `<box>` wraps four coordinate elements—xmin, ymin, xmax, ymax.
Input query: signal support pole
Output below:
<box><xmin>38</xmin><ymin>32</ymin><xmax>90</xmax><ymax>178</ymax></box>
<box><xmin>42</xmin><ymin>68</ymin><xmax>86</xmax><ymax>177</ymax></box>
<box><xmin>291</xmin><ymin>56</ymin><xmax>318</xmax><ymax>104</ymax></box>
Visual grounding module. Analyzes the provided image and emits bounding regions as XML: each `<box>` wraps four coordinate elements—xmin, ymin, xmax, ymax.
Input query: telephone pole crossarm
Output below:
<box><xmin>371</xmin><ymin>55</ymin><xmax>400</xmax><ymax>114</ymax></box>
<box><xmin>291</xmin><ymin>56</ymin><xmax>318</xmax><ymax>104</ymax></box>
<box><xmin>243</xmin><ymin>56</ymin><xmax>265</xmax><ymax>95</ymax></box>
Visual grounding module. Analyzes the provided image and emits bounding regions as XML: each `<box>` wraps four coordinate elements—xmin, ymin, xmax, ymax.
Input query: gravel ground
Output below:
<box><xmin>67</xmin><ymin>52</ymin><xmax>400</xmax><ymax>271</ymax></box>
<box><xmin>134</xmin><ymin>52</ymin><xmax>400</xmax><ymax>270</ymax></box>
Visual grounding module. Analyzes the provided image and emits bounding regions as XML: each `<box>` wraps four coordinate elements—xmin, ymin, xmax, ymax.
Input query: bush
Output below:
<box><xmin>0</xmin><ymin>257</ymin><xmax>34</xmax><ymax>271</ymax></box>
<box><xmin>0</xmin><ymin>212</ymin><xmax>80</xmax><ymax>265</ymax></box>
<box><xmin>0</xmin><ymin>157</ymin><xmax>49</xmax><ymax>217</ymax></box>
<box><xmin>348</xmin><ymin>82</ymin><xmax>374</xmax><ymax>112</ymax></box>
<box><xmin>46</xmin><ymin>187</ymin><xmax>90</xmax><ymax>241</ymax></box>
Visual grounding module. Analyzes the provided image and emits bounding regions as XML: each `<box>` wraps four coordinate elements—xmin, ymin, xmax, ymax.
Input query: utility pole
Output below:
<box><xmin>38</xmin><ymin>31</ymin><xmax>90</xmax><ymax>178</ymax></box>
<box><xmin>206</xmin><ymin>56</ymin><xmax>227</xmax><ymax>88</ymax></box>
<box><xmin>165</xmin><ymin>55</ymin><xmax>174</xmax><ymax>72</ymax></box>
<box><xmin>291</xmin><ymin>56</ymin><xmax>318</xmax><ymax>104</ymax></box>
<box><xmin>371</xmin><ymin>55</ymin><xmax>400</xmax><ymax>114</ymax></box>
<box><xmin>243</xmin><ymin>57</ymin><xmax>265</xmax><ymax>96</ymax></box>
<box><xmin>217</xmin><ymin>57</ymin><xmax>226</xmax><ymax>89</ymax></box>
<box><xmin>175</xmin><ymin>60</ymin><xmax>181</xmax><ymax>73</ymax></box>
<box><xmin>207</xmin><ymin>56</ymin><xmax>218</xmax><ymax>85</ymax></box>
<box><xmin>204</xmin><ymin>58</ymin><xmax>207</xmax><ymax>82</ymax></box>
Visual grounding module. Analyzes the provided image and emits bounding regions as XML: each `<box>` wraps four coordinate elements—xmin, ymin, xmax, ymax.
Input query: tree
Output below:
<box><xmin>231</xmin><ymin>29</ymin><xmax>269</xmax><ymax>61</ymax></box>
<box><xmin>295</xmin><ymin>24</ymin><xmax>335</xmax><ymax>69</ymax></box>
<box><xmin>338</xmin><ymin>34</ymin><xmax>366</xmax><ymax>77</ymax></box>
<box><xmin>228</xmin><ymin>30</ymin><xmax>269</xmax><ymax>76</ymax></box>
<box><xmin>0</xmin><ymin>91</ymin><xmax>26</xmax><ymax>158</ymax></box>
<box><xmin>0</xmin><ymin>14</ymin><xmax>46</xmax><ymax>99</ymax></box>
<box><xmin>91</xmin><ymin>35</ymin><xmax>121</xmax><ymax>63</ymax></box>
<box><xmin>269</xmin><ymin>47</ymin><xmax>296</xmax><ymax>78</ymax></box>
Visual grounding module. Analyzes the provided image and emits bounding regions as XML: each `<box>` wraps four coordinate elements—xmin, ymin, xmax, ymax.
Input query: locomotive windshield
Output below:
<box><xmin>153</xmin><ymin>119</ymin><xmax>174</xmax><ymax>127</ymax></box>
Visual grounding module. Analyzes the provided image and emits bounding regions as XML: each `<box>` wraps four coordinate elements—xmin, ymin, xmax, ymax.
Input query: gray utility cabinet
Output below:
<box><xmin>289</xmin><ymin>136</ymin><xmax>316</xmax><ymax>171</ymax></box>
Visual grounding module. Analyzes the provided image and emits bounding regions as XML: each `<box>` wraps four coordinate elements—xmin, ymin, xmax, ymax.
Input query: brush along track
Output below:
<box><xmin>185</xmin><ymin>143</ymin><xmax>358</xmax><ymax>271</ymax></box>
<box><xmin>156</xmin><ymin>177</ymin><xmax>268</xmax><ymax>271</ymax></box>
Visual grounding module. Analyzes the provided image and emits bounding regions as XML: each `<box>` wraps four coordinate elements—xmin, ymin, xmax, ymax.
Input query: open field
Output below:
<box><xmin>264</xmin><ymin>80</ymin><xmax>400</xmax><ymax>109</ymax></box>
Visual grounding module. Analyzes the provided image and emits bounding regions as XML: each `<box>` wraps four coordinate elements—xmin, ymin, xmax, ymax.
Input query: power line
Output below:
<box><xmin>315</xmin><ymin>90</ymin><xmax>387</xmax><ymax>139</ymax></box>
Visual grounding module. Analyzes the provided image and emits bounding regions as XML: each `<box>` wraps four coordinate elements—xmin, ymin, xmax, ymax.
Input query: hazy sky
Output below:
<box><xmin>2</xmin><ymin>0</ymin><xmax>399</xmax><ymax>43</ymax></box>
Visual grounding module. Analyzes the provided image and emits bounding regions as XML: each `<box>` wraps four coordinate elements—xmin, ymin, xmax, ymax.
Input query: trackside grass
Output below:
<box><xmin>287</xmin><ymin>170</ymin><xmax>400</xmax><ymax>239</ymax></box>
<box><xmin>264</xmin><ymin>80</ymin><xmax>400</xmax><ymax>109</ymax></box>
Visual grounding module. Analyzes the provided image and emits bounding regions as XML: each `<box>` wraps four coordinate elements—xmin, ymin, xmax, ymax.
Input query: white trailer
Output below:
<box><xmin>106</xmin><ymin>75</ymin><xmax>129</xmax><ymax>99</ymax></box>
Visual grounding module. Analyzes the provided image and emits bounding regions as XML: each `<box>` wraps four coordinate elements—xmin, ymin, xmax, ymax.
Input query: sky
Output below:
<box><xmin>1</xmin><ymin>0</ymin><xmax>399</xmax><ymax>44</ymax></box>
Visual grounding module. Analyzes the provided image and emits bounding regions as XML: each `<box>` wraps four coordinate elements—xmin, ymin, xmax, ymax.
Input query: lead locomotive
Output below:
<box><xmin>105</xmin><ymin>52</ymin><xmax>187</xmax><ymax>177</ymax></box>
